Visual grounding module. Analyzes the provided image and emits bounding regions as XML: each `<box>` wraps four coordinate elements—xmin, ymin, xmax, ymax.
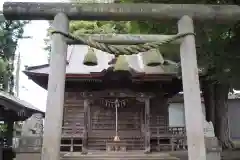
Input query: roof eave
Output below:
<box><xmin>24</xmin><ymin>69</ymin><xmax>179</xmax><ymax>90</ymax></box>
<box><xmin>25</xmin><ymin>63</ymin><xmax>49</xmax><ymax>71</ymax></box>
<box><xmin>0</xmin><ymin>93</ymin><xmax>45</xmax><ymax>121</ymax></box>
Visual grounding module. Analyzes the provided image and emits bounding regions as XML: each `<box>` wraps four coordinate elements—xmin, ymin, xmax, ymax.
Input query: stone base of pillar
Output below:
<box><xmin>205</xmin><ymin>137</ymin><xmax>222</xmax><ymax>160</ymax></box>
<box><xmin>144</xmin><ymin>148</ymin><xmax>151</xmax><ymax>154</ymax></box>
<box><xmin>81</xmin><ymin>150</ymin><xmax>88</xmax><ymax>155</ymax></box>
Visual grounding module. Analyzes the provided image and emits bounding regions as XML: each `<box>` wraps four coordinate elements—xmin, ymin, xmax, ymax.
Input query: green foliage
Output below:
<box><xmin>0</xmin><ymin>20</ymin><xmax>28</xmax><ymax>93</ymax></box>
<box><xmin>0</xmin><ymin>123</ymin><xmax>7</xmax><ymax>134</ymax></box>
<box><xmin>120</xmin><ymin>0</ymin><xmax>240</xmax><ymax>89</ymax></box>
<box><xmin>0</xmin><ymin>58</ymin><xmax>7</xmax><ymax>74</ymax></box>
<box><xmin>70</xmin><ymin>0</ymin><xmax>131</xmax><ymax>35</ymax></box>
<box><xmin>70</xmin><ymin>21</ymin><xmax>130</xmax><ymax>35</ymax></box>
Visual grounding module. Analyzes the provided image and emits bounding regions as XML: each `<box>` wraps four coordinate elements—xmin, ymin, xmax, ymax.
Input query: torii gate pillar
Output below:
<box><xmin>178</xmin><ymin>15</ymin><xmax>206</xmax><ymax>160</ymax></box>
<box><xmin>41</xmin><ymin>13</ymin><xmax>69</xmax><ymax>160</ymax></box>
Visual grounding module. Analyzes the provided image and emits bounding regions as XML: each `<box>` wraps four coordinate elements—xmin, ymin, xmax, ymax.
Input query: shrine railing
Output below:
<box><xmin>13</xmin><ymin>136</ymin><xmax>42</xmax><ymax>153</ymax></box>
<box><xmin>150</xmin><ymin>126</ymin><xmax>186</xmax><ymax>137</ymax></box>
<box><xmin>62</xmin><ymin>126</ymin><xmax>84</xmax><ymax>137</ymax></box>
<box><xmin>150</xmin><ymin>126</ymin><xmax>187</xmax><ymax>151</ymax></box>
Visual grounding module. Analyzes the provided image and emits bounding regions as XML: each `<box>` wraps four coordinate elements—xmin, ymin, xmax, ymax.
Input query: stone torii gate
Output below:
<box><xmin>3</xmin><ymin>2</ymin><xmax>240</xmax><ymax>160</ymax></box>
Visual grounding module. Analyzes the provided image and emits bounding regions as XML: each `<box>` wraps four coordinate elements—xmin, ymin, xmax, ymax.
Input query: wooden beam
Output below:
<box><xmin>3</xmin><ymin>2</ymin><xmax>240</xmax><ymax>22</ymax></box>
<box><xmin>178</xmin><ymin>16</ymin><xmax>206</xmax><ymax>160</ymax></box>
<box><xmin>67</xmin><ymin>34</ymin><xmax>181</xmax><ymax>45</ymax></box>
<box><xmin>41</xmin><ymin>13</ymin><xmax>69</xmax><ymax>160</ymax></box>
<box><xmin>65</xmin><ymin>90</ymin><xmax>155</xmax><ymax>99</ymax></box>
<box><xmin>144</xmin><ymin>98</ymin><xmax>150</xmax><ymax>153</ymax></box>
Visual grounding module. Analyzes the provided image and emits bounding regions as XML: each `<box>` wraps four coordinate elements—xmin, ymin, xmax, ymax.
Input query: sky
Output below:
<box><xmin>14</xmin><ymin>21</ymin><xmax>48</xmax><ymax>112</ymax></box>
<box><xmin>0</xmin><ymin>0</ymin><xmax>68</xmax><ymax>112</ymax></box>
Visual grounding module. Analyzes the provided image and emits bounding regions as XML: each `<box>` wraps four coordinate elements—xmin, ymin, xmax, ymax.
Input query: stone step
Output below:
<box><xmin>60</xmin><ymin>152</ymin><xmax>179</xmax><ymax>160</ymax></box>
<box><xmin>61</xmin><ymin>157</ymin><xmax>179</xmax><ymax>160</ymax></box>
<box><xmin>60</xmin><ymin>157</ymin><xmax>179</xmax><ymax>160</ymax></box>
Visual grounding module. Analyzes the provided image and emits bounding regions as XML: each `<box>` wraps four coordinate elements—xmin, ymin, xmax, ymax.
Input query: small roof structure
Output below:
<box><xmin>24</xmin><ymin>45</ymin><xmax>180</xmax><ymax>89</ymax></box>
<box><xmin>0</xmin><ymin>91</ymin><xmax>44</xmax><ymax>121</ymax></box>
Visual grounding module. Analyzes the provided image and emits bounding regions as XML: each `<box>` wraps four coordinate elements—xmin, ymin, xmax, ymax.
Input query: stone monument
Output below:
<box><xmin>15</xmin><ymin>113</ymin><xmax>43</xmax><ymax>160</ymax></box>
<box><xmin>21</xmin><ymin>113</ymin><xmax>43</xmax><ymax>137</ymax></box>
<box><xmin>203</xmin><ymin>119</ymin><xmax>221</xmax><ymax>160</ymax></box>
<box><xmin>203</xmin><ymin>120</ymin><xmax>215</xmax><ymax>138</ymax></box>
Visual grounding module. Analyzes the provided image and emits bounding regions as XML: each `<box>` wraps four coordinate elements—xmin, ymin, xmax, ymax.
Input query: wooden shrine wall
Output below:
<box><xmin>89</xmin><ymin>99</ymin><xmax>143</xmax><ymax>134</ymax></box>
<box><xmin>150</xmin><ymin>98</ymin><xmax>169</xmax><ymax>137</ymax></box>
<box><xmin>61</xmin><ymin>91</ymin><xmax>169</xmax><ymax>151</ymax></box>
<box><xmin>88</xmin><ymin>99</ymin><xmax>144</xmax><ymax>150</ymax></box>
<box><xmin>62</xmin><ymin>92</ymin><xmax>85</xmax><ymax>138</ymax></box>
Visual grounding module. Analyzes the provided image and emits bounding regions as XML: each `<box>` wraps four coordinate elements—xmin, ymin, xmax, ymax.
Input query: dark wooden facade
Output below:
<box><xmin>58</xmin><ymin>73</ymin><xmax>187</xmax><ymax>153</ymax></box>
<box><xmin>61</xmin><ymin>91</ymin><xmax>170</xmax><ymax>152</ymax></box>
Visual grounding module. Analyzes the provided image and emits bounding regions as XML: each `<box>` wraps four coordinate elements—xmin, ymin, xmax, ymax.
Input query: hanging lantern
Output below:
<box><xmin>145</xmin><ymin>49</ymin><xmax>164</xmax><ymax>67</ymax></box>
<box><xmin>113</xmin><ymin>55</ymin><xmax>130</xmax><ymax>72</ymax></box>
<box><xmin>83</xmin><ymin>47</ymin><xmax>98</xmax><ymax>66</ymax></box>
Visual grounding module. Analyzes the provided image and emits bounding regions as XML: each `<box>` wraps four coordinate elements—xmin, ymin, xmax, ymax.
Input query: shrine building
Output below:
<box><xmin>24</xmin><ymin>45</ymin><xmax>188</xmax><ymax>156</ymax></box>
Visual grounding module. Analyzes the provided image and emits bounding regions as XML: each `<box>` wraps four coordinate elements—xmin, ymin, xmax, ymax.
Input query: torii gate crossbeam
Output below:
<box><xmin>3</xmin><ymin>2</ymin><xmax>240</xmax><ymax>22</ymax></box>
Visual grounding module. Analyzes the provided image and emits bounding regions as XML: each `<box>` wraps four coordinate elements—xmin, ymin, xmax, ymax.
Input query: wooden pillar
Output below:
<box><xmin>144</xmin><ymin>98</ymin><xmax>150</xmax><ymax>153</ymax></box>
<box><xmin>178</xmin><ymin>15</ymin><xmax>206</xmax><ymax>160</ymax></box>
<box><xmin>82</xmin><ymin>99</ymin><xmax>89</xmax><ymax>154</ymax></box>
<box><xmin>41</xmin><ymin>13</ymin><xmax>69</xmax><ymax>160</ymax></box>
<box><xmin>162</xmin><ymin>97</ymin><xmax>169</xmax><ymax>128</ymax></box>
<box><xmin>6</xmin><ymin>120</ymin><xmax>14</xmax><ymax>147</ymax></box>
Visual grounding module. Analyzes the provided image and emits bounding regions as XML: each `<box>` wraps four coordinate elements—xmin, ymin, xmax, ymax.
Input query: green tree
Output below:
<box><xmin>0</xmin><ymin>19</ymin><xmax>28</xmax><ymax>137</ymax></box>
<box><xmin>70</xmin><ymin>21</ymin><xmax>130</xmax><ymax>35</ymax></box>
<box><xmin>0</xmin><ymin>123</ymin><xmax>7</xmax><ymax>136</ymax></box>
<box><xmin>0</xmin><ymin>20</ymin><xmax>28</xmax><ymax>94</ymax></box>
<box><xmin>69</xmin><ymin>0</ymin><xmax>130</xmax><ymax>35</ymax></box>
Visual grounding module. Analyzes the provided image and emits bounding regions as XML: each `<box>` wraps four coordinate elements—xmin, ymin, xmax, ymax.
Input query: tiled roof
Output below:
<box><xmin>0</xmin><ymin>91</ymin><xmax>44</xmax><ymax>114</ymax></box>
<box><xmin>24</xmin><ymin>45</ymin><xmax>179</xmax><ymax>75</ymax></box>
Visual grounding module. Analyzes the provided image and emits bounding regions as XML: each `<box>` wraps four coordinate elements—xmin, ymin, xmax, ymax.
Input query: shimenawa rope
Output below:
<box><xmin>49</xmin><ymin>29</ymin><xmax>195</xmax><ymax>55</ymax></box>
